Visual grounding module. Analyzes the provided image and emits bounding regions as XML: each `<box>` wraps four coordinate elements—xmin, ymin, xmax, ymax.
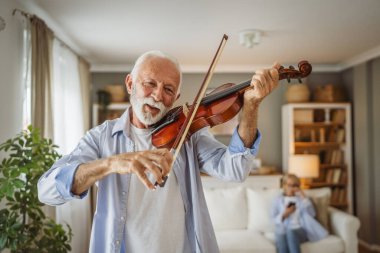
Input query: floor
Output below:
<box><xmin>359</xmin><ymin>244</ymin><xmax>380</xmax><ymax>253</ymax></box>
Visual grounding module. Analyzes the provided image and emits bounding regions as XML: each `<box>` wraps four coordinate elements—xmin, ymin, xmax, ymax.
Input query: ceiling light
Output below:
<box><xmin>239</xmin><ymin>30</ymin><xmax>262</xmax><ymax>48</ymax></box>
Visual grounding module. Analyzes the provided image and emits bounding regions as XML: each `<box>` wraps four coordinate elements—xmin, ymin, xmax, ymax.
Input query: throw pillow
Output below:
<box><xmin>203</xmin><ymin>186</ymin><xmax>247</xmax><ymax>230</ymax></box>
<box><xmin>304</xmin><ymin>187</ymin><xmax>331</xmax><ymax>232</ymax></box>
<box><xmin>246</xmin><ymin>188</ymin><xmax>281</xmax><ymax>232</ymax></box>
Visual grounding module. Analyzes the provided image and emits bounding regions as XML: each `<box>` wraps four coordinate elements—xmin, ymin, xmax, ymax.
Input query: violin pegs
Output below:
<box><xmin>289</xmin><ymin>65</ymin><xmax>295</xmax><ymax>70</ymax></box>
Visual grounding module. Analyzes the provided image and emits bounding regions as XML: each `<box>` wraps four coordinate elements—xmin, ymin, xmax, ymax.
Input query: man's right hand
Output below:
<box><xmin>109</xmin><ymin>148</ymin><xmax>173</xmax><ymax>190</ymax></box>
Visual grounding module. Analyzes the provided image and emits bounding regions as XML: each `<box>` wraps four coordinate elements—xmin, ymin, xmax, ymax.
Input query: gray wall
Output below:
<box><xmin>91</xmin><ymin>71</ymin><xmax>342</xmax><ymax>169</ymax></box>
<box><xmin>350</xmin><ymin>59</ymin><xmax>380</xmax><ymax>245</ymax></box>
<box><xmin>0</xmin><ymin>0</ymin><xmax>24</xmax><ymax>149</ymax></box>
<box><xmin>0</xmin><ymin>0</ymin><xmax>27</xmax><ymax>220</ymax></box>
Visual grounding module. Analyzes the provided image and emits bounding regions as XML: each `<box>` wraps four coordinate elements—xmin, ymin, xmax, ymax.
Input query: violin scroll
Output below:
<box><xmin>278</xmin><ymin>61</ymin><xmax>312</xmax><ymax>83</ymax></box>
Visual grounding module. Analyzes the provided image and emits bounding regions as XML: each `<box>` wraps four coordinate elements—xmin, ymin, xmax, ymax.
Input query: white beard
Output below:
<box><xmin>130</xmin><ymin>86</ymin><xmax>170</xmax><ymax>125</ymax></box>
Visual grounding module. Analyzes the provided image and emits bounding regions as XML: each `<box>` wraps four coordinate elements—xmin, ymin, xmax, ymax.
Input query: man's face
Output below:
<box><xmin>126</xmin><ymin>57</ymin><xmax>180</xmax><ymax>127</ymax></box>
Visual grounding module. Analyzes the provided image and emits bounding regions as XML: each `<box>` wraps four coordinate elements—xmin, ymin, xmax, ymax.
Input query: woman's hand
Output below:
<box><xmin>282</xmin><ymin>205</ymin><xmax>296</xmax><ymax>221</ymax></box>
<box><xmin>295</xmin><ymin>187</ymin><xmax>306</xmax><ymax>199</ymax></box>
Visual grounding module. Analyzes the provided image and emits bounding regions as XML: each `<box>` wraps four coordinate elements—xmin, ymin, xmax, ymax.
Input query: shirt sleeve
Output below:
<box><xmin>228</xmin><ymin>127</ymin><xmax>261</xmax><ymax>155</ymax></box>
<box><xmin>37</xmin><ymin>126</ymin><xmax>102</xmax><ymax>206</ymax></box>
<box><xmin>194</xmin><ymin>127</ymin><xmax>261</xmax><ymax>182</ymax></box>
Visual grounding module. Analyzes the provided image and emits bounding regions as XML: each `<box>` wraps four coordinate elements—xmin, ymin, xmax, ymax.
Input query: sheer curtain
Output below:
<box><xmin>52</xmin><ymin>39</ymin><xmax>92</xmax><ymax>253</ymax></box>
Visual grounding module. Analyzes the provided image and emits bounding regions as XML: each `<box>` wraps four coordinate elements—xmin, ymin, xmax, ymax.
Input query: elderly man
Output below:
<box><xmin>38</xmin><ymin>50</ymin><xmax>279</xmax><ymax>253</ymax></box>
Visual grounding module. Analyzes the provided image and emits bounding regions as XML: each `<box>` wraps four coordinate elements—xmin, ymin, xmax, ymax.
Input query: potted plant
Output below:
<box><xmin>0</xmin><ymin>126</ymin><xmax>72</xmax><ymax>253</ymax></box>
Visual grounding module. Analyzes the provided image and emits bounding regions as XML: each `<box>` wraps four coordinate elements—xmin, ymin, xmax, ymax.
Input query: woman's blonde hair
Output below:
<box><xmin>281</xmin><ymin>173</ymin><xmax>300</xmax><ymax>189</ymax></box>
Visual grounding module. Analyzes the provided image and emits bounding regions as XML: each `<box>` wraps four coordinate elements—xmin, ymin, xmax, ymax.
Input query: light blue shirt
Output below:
<box><xmin>38</xmin><ymin>106</ymin><xmax>261</xmax><ymax>253</ymax></box>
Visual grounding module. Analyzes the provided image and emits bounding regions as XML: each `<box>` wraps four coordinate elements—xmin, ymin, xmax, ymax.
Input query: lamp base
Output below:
<box><xmin>300</xmin><ymin>178</ymin><xmax>312</xmax><ymax>189</ymax></box>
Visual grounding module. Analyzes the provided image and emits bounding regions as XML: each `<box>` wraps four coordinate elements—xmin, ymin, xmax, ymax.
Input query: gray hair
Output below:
<box><xmin>130</xmin><ymin>50</ymin><xmax>182</xmax><ymax>94</ymax></box>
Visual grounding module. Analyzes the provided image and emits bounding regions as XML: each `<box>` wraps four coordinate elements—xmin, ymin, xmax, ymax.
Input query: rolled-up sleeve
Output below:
<box><xmin>228</xmin><ymin>127</ymin><xmax>261</xmax><ymax>156</ymax></box>
<box><xmin>195</xmin><ymin>127</ymin><xmax>261</xmax><ymax>182</ymax></box>
<box><xmin>38</xmin><ymin>127</ymin><xmax>101</xmax><ymax>206</ymax></box>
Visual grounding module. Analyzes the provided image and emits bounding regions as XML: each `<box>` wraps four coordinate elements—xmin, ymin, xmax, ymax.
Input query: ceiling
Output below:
<box><xmin>28</xmin><ymin>0</ymin><xmax>380</xmax><ymax>72</ymax></box>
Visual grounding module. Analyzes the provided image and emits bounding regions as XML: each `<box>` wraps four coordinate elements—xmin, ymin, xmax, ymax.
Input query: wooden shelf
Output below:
<box><xmin>294</xmin><ymin>142</ymin><xmax>342</xmax><ymax>149</ymax></box>
<box><xmin>294</xmin><ymin>122</ymin><xmax>344</xmax><ymax>128</ymax></box>
<box><xmin>320</xmin><ymin>164</ymin><xmax>346</xmax><ymax>169</ymax></box>
<box><xmin>330</xmin><ymin>202</ymin><xmax>348</xmax><ymax>208</ymax></box>
<box><xmin>310</xmin><ymin>182</ymin><xmax>346</xmax><ymax>188</ymax></box>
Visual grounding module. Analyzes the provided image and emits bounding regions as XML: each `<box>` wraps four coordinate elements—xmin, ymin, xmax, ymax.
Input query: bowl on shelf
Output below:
<box><xmin>285</xmin><ymin>83</ymin><xmax>311</xmax><ymax>103</ymax></box>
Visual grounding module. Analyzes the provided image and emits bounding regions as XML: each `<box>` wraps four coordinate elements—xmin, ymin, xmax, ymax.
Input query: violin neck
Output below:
<box><xmin>201</xmin><ymin>80</ymin><xmax>251</xmax><ymax>105</ymax></box>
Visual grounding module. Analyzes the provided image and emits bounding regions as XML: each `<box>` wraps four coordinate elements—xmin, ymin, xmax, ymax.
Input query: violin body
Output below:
<box><xmin>152</xmin><ymin>83</ymin><xmax>244</xmax><ymax>149</ymax></box>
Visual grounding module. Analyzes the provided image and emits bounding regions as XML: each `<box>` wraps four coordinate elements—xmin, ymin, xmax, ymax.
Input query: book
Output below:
<box><xmin>326</xmin><ymin>169</ymin><xmax>334</xmax><ymax>183</ymax></box>
<box><xmin>336</xmin><ymin>129</ymin><xmax>345</xmax><ymax>143</ymax></box>
<box><xmin>331</xmin><ymin>109</ymin><xmax>346</xmax><ymax>124</ymax></box>
<box><xmin>340</xmin><ymin>171</ymin><xmax>347</xmax><ymax>184</ymax></box>
<box><xmin>332</xmin><ymin>169</ymin><xmax>342</xmax><ymax>183</ymax></box>
<box><xmin>319</xmin><ymin>128</ymin><xmax>325</xmax><ymax>143</ymax></box>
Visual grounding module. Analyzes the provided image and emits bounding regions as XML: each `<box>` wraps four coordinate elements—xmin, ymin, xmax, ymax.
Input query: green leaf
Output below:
<box><xmin>12</xmin><ymin>178</ymin><xmax>25</xmax><ymax>188</ymax></box>
<box><xmin>0</xmin><ymin>235</ymin><xmax>7</xmax><ymax>249</ymax></box>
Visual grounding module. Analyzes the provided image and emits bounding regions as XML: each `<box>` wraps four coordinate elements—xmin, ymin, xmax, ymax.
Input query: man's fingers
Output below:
<box><xmin>135</xmin><ymin>169</ymin><xmax>155</xmax><ymax>190</ymax></box>
<box><xmin>137</xmin><ymin>156</ymin><xmax>164</xmax><ymax>184</ymax></box>
<box><xmin>272</xmin><ymin>62</ymin><xmax>281</xmax><ymax>70</ymax></box>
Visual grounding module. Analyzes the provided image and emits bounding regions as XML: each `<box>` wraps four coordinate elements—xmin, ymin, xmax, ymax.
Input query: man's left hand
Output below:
<box><xmin>244</xmin><ymin>63</ymin><xmax>281</xmax><ymax>105</ymax></box>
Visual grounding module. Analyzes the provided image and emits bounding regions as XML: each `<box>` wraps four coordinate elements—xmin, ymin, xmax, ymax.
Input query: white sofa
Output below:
<box><xmin>202</xmin><ymin>176</ymin><xmax>361</xmax><ymax>253</ymax></box>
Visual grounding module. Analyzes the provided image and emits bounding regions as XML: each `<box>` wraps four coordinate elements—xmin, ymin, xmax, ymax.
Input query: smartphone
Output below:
<box><xmin>287</xmin><ymin>202</ymin><xmax>296</xmax><ymax>208</ymax></box>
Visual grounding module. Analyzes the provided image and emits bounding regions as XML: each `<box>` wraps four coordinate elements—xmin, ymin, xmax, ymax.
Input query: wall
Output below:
<box><xmin>0</xmin><ymin>0</ymin><xmax>25</xmax><ymax>154</ymax></box>
<box><xmin>350</xmin><ymin>58</ymin><xmax>380</xmax><ymax>246</ymax></box>
<box><xmin>0</xmin><ymin>1</ymin><xmax>26</xmax><ymax>248</ymax></box>
<box><xmin>91</xmin><ymin>71</ymin><xmax>342</xmax><ymax>169</ymax></box>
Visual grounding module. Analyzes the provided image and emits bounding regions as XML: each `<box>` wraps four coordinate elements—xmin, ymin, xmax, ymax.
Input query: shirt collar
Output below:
<box><xmin>111</xmin><ymin>105</ymin><xmax>132</xmax><ymax>138</ymax></box>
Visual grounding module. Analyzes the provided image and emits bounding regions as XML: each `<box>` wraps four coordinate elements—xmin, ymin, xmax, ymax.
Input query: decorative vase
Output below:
<box><xmin>285</xmin><ymin>83</ymin><xmax>311</xmax><ymax>103</ymax></box>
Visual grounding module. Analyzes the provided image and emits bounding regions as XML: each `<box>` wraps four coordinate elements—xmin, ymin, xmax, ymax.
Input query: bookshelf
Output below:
<box><xmin>282</xmin><ymin>103</ymin><xmax>353</xmax><ymax>213</ymax></box>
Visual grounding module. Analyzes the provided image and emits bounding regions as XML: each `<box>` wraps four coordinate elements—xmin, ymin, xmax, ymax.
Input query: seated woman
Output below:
<box><xmin>271</xmin><ymin>174</ymin><xmax>328</xmax><ymax>253</ymax></box>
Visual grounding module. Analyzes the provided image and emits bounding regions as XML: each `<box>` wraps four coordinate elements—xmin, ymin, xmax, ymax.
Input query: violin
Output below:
<box><xmin>151</xmin><ymin>61</ymin><xmax>312</xmax><ymax>149</ymax></box>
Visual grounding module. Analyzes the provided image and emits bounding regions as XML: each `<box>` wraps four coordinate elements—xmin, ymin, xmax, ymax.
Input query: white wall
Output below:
<box><xmin>0</xmin><ymin>0</ymin><xmax>25</xmax><ymax>152</ymax></box>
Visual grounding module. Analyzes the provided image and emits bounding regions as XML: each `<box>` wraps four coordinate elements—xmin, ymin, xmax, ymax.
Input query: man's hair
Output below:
<box><xmin>130</xmin><ymin>50</ymin><xmax>182</xmax><ymax>95</ymax></box>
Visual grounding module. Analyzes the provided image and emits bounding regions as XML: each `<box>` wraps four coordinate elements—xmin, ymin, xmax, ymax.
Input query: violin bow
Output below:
<box><xmin>155</xmin><ymin>34</ymin><xmax>229</xmax><ymax>187</ymax></box>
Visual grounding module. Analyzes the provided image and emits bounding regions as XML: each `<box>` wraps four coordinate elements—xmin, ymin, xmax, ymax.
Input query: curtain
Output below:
<box><xmin>52</xmin><ymin>39</ymin><xmax>92</xmax><ymax>253</ymax></box>
<box><xmin>78</xmin><ymin>57</ymin><xmax>91</xmax><ymax>132</ymax></box>
<box><xmin>29</xmin><ymin>15</ymin><xmax>56</xmax><ymax>221</ymax></box>
<box><xmin>24</xmin><ymin>13</ymin><xmax>92</xmax><ymax>253</ymax></box>
<box><xmin>30</xmin><ymin>16</ymin><xmax>54</xmax><ymax>138</ymax></box>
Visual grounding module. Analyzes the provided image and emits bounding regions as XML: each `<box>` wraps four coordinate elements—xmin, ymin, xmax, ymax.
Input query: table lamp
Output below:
<box><xmin>288</xmin><ymin>154</ymin><xmax>319</xmax><ymax>189</ymax></box>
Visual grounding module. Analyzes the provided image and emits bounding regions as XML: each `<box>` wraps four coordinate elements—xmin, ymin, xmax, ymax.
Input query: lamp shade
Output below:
<box><xmin>288</xmin><ymin>154</ymin><xmax>319</xmax><ymax>178</ymax></box>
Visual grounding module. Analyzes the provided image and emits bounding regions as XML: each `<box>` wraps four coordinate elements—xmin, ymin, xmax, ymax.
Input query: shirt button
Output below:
<box><xmin>116</xmin><ymin>240</ymin><xmax>120</xmax><ymax>245</ymax></box>
<box><xmin>122</xmin><ymin>191</ymin><xmax>126</xmax><ymax>195</ymax></box>
<box><xmin>121</xmin><ymin>216</ymin><xmax>125</xmax><ymax>221</ymax></box>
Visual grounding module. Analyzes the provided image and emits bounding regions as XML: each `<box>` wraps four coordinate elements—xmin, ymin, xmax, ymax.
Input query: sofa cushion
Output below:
<box><xmin>203</xmin><ymin>187</ymin><xmax>247</xmax><ymax>230</ymax></box>
<box><xmin>216</xmin><ymin>230</ymin><xmax>276</xmax><ymax>253</ymax></box>
<box><xmin>300</xmin><ymin>235</ymin><xmax>344</xmax><ymax>253</ymax></box>
<box><xmin>246</xmin><ymin>188</ymin><xmax>280</xmax><ymax>232</ymax></box>
<box><xmin>304</xmin><ymin>187</ymin><xmax>331</xmax><ymax>231</ymax></box>
<box><xmin>263</xmin><ymin>232</ymin><xmax>343</xmax><ymax>253</ymax></box>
